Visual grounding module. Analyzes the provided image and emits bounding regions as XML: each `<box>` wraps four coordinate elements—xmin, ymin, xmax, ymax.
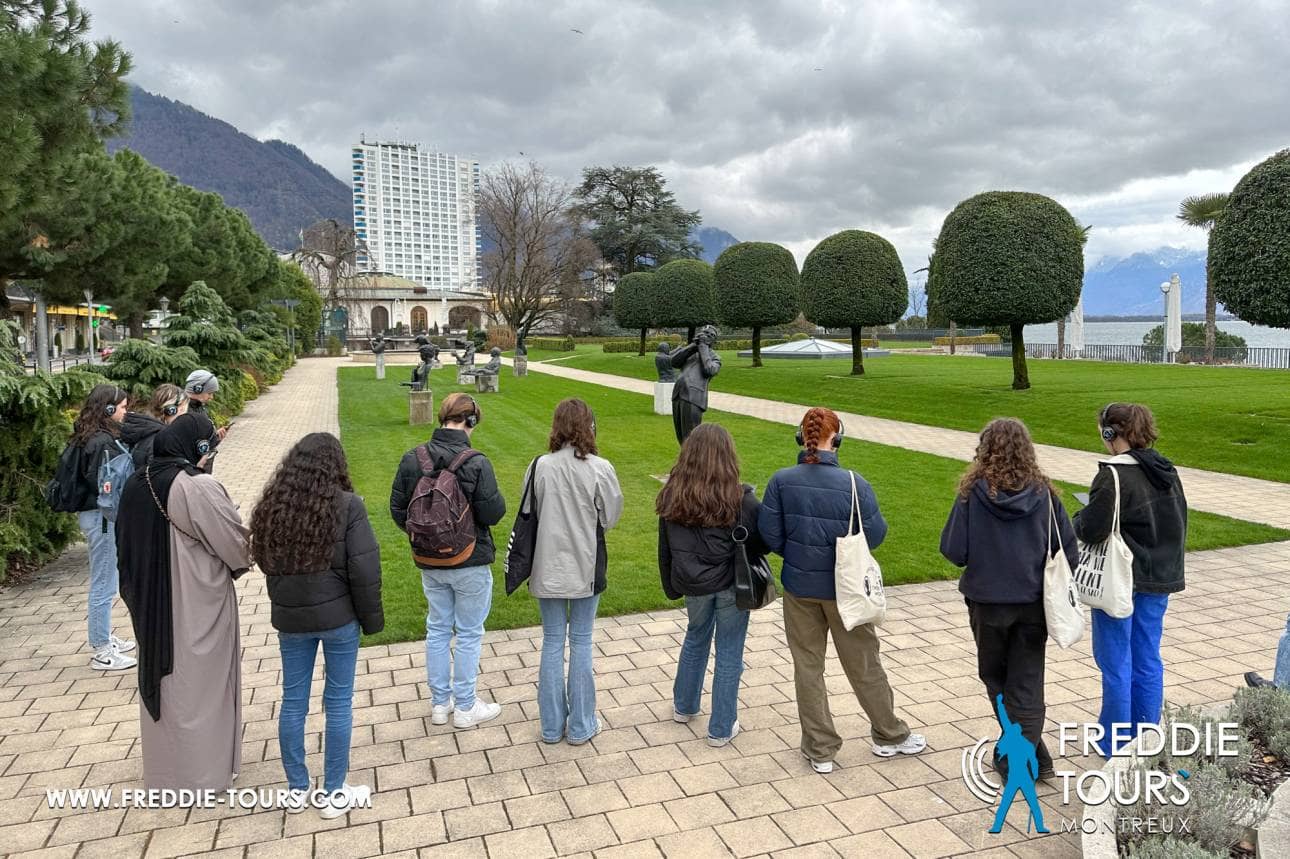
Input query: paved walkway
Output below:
<box><xmin>522</xmin><ymin>361</ymin><xmax>1290</xmax><ymax>530</ymax></box>
<box><xmin>1</xmin><ymin>357</ymin><xmax>1288</xmax><ymax>858</ymax></box>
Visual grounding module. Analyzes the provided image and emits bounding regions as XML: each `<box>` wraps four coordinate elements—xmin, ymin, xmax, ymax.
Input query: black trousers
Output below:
<box><xmin>966</xmin><ymin>599</ymin><xmax>1052</xmax><ymax>770</ymax></box>
<box><xmin>673</xmin><ymin>401</ymin><xmax>704</xmax><ymax>444</ymax></box>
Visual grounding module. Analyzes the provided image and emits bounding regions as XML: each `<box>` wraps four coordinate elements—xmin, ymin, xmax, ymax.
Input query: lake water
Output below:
<box><xmin>1023</xmin><ymin>320</ymin><xmax>1290</xmax><ymax>348</ymax></box>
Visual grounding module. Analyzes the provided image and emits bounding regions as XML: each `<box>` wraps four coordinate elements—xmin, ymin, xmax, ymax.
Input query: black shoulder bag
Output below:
<box><xmin>503</xmin><ymin>456</ymin><xmax>542</xmax><ymax>595</ymax></box>
<box><xmin>732</xmin><ymin>525</ymin><xmax>777</xmax><ymax>611</ymax></box>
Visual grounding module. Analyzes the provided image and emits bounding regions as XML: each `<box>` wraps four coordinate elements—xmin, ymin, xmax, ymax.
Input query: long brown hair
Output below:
<box><xmin>957</xmin><ymin>418</ymin><xmax>1055</xmax><ymax>498</ymax></box>
<box><xmin>656</xmin><ymin>423</ymin><xmax>743</xmax><ymax>527</ymax></box>
<box><xmin>799</xmin><ymin>407</ymin><xmax>841</xmax><ymax>464</ymax></box>
<box><xmin>250</xmin><ymin>432</ymin><xmax>353</xmax><ymax>575</ymax></box>
<box><xmin>548</xmin><ymin>398</ymin><xmax>597</xmax><ymax>460</ymax></box>
<box><xmin>1100</xmin><ymin>402</ymin><xmax>1158</xmax><ymax>449</ymax></box>
<box><xmin>73</xmin><ymin>384</ymin><xmax>126</xmax><ymax>444</ymax></box>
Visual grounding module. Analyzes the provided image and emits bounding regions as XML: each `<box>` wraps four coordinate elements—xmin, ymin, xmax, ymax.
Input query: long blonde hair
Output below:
<box><xmin>957</xmin><ymin>418</ymin><xmax>1055</xmax><ymax>498</ymax></box>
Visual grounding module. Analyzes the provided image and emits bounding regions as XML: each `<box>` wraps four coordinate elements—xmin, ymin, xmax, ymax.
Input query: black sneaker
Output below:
<box><xmin>1245</xmin><ymin>672</ymin><xmax>1276</xmax><ymax>688</ymax></box>
<box><xmin>1037</xmin><ymin>765</ymin><xmax>1056</xmax><ymax>780</ymax></box>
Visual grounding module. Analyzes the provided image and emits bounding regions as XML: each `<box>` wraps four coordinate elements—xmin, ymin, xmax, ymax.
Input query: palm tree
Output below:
<box><xmin>1177</xmin><ymin>193</ymin><xmax>1229</xmax><ymax>363</ymax></box>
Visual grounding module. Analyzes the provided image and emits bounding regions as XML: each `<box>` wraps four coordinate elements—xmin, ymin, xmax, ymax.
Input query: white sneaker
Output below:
<box><xmin>431</xmin><ymin>701</ymin><xmax>454</xmax><ymax>726</ymax></box>
<box><xmin>283</xmin><ymin>788</ymin><xmax>308</xmax><ymax>814</ymax></box>
<box><xmin>319</xmin><ymin>783</ymin><xmax>371</xmax><ymax>820</ymax></box>
<box><xmin>90</xmin><ymin>646</ymin><xmax>136</xmax><ymax>671</ymax></box>
<box><xmin>452</xmin><ymin>699</ymin><xmax>501</xmax><ymax>729</ymax></box>
<box><xmin>109</xmin><ymin>634</ymin><xmax>136</xmax><ymax>654</ymax></box>
<box><xmin>803</xmin><ymin>751</ymin><xmax>834</xmax><ymax>774</ymax></box>
<box><xmin>872</xmin><ymin>733</ymin><xmax>927</xmax><ymax>758</ymax></box>
<box><xmin>567</xmin><ymin>718</ymin><xmax>602</xmax><ymax>746</ymax></box>
<box><xmin>707</xmin><ymin>720</ymin><xmax>741</xmax><ymax>748</ymax></box>
<box><xmin>673</xmin><ymin>708</ymin><xmax>695</xmax><ymax>723</ymax></box>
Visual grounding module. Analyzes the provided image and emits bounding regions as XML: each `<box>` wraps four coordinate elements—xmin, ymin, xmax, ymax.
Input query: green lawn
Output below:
<box><xmin>338</xmin><ymin>366</ymin><xmax>1289</xmax><ymax>644</ymax></box>
<box><xmin>534</xmin><ymin>349</ymin><xmax>1290</xmax><ymax>483</ymax></box>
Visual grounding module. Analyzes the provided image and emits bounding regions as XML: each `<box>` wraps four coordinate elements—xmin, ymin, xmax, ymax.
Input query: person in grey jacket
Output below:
<box><xmin>526</xmin><ymin>399</ymin><xmax>624</xmax><ymax>744</ymax></box>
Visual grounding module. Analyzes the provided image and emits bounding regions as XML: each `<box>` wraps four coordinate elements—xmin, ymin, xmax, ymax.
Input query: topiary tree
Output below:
<box><xmin>652</xmin><ymin>259</ymin><xmax>716</xmax><ymax>341</ymax></box>
<box><xmin>613</xmin><ymin>271</ymin><xmax>656</xmax><ymax>356</ymax></box>
<box><xmin>931</xmin><ymin>192</ymin><xmax>1083</xmax><ymax>390</ymax></box>
<box><xmin>715</xmin><ymin>242</ymin><xmax>800</xmax><ymax>367</ymax></box>
<box><xmin>1210</xmin><ymin>149</ymin><xmax>1290</xmax><ymax>330</ymax></box>
<box><xmin>800</xmin><ymin>230</ymin><xmax>908</xmax><ymax>375</ymax></box>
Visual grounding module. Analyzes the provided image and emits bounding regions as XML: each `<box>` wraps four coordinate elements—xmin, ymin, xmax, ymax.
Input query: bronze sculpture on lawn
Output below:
<box><xmin>670</xmin><ymin>325</ymin><xmax>721</xmax><ymax>443</ymax></box>
<box><xmin>654</xmin><ymin>342</ymin><xmax>676</xmax><ymax>382</ymax></box>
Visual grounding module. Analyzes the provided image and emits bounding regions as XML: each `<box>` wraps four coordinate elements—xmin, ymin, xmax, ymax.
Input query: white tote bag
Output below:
<box><xmin>1043</xmin><ymin>494</ymin><xmax>1085</xmax><ymax>649</ymax></box>
<box><xmin>835</xmin><ymin>472</ymin><xmax>887</xmax><ymax>630</ymax></box>
<box><xmin>1073</xmin><ymin>466</ymin><xmax>1135</xmax><ymax>619</ymax></box>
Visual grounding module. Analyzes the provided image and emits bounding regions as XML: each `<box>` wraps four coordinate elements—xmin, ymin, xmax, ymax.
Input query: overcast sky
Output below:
<box><xmin>90</xmin><ymin>0</ymin><xmax>1289</xmax><ymax>275</ymax></box>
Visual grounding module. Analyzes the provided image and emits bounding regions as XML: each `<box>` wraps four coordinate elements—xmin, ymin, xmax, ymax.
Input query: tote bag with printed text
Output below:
<box><xmin>1073</xmin><ymin>465</ymin><xmax>1135</xmax><ymax>619</ymax></box>
<box><xmin>835</xmin><ymin>472</ymin><xmax>886</xmax><ymax>630</ymax></box>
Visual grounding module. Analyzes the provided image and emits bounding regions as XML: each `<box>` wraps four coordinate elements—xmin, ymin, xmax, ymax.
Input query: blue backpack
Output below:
<box><xmin>96</xmin><ymin>440</ymin><xmax>134</xmax><ymax>523</ymax></box>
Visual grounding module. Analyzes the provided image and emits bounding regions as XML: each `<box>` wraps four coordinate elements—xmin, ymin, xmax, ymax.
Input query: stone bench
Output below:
<box><xmin>457</xmin><ymin>369</ymin><xmax>476</xmax><ymax>385</ymax></box>
<box><xmin>475</xmin><ymin>374</ymin><xmax>499</xmax><ymax>393</ymax></box>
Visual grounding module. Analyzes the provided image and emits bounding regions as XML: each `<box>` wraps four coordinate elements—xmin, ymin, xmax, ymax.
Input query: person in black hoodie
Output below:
<box><xmin>389</xmin><ymin>393</ymin><xmax>507</xmax><ymax>730</ymax></box>
<box><xmin>69</xmin><ymin>383</ymin><xmax>137</xmax><ymax>671</ymax></box>
<box><xmin>251</xmin><ymin>432</ymin><xmax>383</xmax><ymax>818</ymax></box>
<box><xmin>120</xmin><ymin>384</ymin><xmax>189</xmax><ymax>468</ymax></box>
<box><xmin>658</xmin><ymin>424</ymin><xmax>765</xmax><ymax>746</ymax></box>
<box><xmin>941</xmin><ymin>418</ymin><xmax>1079</xmax><ymax>779</ymax></box>
<box><xmin>1074</xmin><ymin>403</ymin><xmax>1186</xmax><ymax>757</ymax></box>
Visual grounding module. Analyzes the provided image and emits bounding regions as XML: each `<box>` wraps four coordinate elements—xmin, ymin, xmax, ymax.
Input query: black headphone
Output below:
<box><xmin>444</xmin><ymin>396</ymin><xmax>481</xmax><ymax>429</ymax></box>
<box><xmin>104</xmin><ymin>386</ymin><xmax>123</xmax><ymax>416</ymax></box>
<box><xmin>796</xmin><ymin>417</ymin><xmax>846</xmax><ymax>450</ymax></box>
<box><xmin>1100</xmin><ymin>403</ymin><xmax>1118</xmax><ymax>441</ymax></box>
<box><xmin>162</xmin><ymin>393</ymin><xmax>186</xmax><ymax>417</ymax></box>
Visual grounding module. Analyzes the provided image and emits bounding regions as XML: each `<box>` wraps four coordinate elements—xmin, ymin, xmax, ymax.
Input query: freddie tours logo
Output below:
<box><xmin>961</xmin><ymin>696</ymin><xmax>1243</xmax><ymax>837</ymax></box>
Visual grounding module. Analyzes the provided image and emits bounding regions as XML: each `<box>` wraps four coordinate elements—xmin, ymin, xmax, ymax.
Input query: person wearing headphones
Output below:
<box><xmin>184</xmin><ymin>370</ymin><xmax>229</xmax><ymax>440</ymax></box>
<box><xmin>389</xmin><ymin>392</ymin><xmax>507</xmax><ymax>729</ymax></box>
<box><xmin>121</xmin><ymin>384</ymin><xmax>190</xmax><ymax>468</ymax></box>
<box><xmin>758</xmin><ymin>406</ymin><xmax>925</xmax><ymax>773</ymax></box>
<box><xmin>68</xmin><ymin>384</ymin><xmax>137</xmax><ymax>671</ymax></box>
<box><xmin>1074</xmin><ymin>403</ymin><xmax>1186</xmax><ymax>757</ymax></box>
<box><xmin>524</xmin><ymin>398</ymin><xmax>623</xmax><ymax>745</ymax></box>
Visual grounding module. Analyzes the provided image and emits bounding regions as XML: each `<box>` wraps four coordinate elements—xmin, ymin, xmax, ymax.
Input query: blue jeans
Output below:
<box><xmin>1273</xmin><ymin>614</ymin><xmax>1290</xmax><ymax>689</ymax></box>
<box><xmin>674</xmin><ymin>587</ymin><xmax>750</xmax><ymax>740</ymax></box>
<box><xmin>422</xmin><ymin>565</ymin><xmax>493</xmax><ymax>710</ymax></box>
<box><xmin>1092</xmin><ymin>592</ymin><xmax>1170</xmax><ymax>758</ymax></box>
<box><xmin>538</xmin><ymin>595</ymin><xmax>600</xmax><ymax>743</ymax></box>
<box><xmin>277</xmin><ymin>620</ymin><xmax>360</xmax><ymax>792</ymax></box>
<box><xmin>78</xmin><ymin>509</ymin><xmax>118</xmax><ymax>649</ymax></box>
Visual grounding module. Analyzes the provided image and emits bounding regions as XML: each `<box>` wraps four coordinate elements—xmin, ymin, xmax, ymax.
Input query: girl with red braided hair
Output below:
<box><xmin>759</xmin><ymin>407</ymin><xmax>925</xmax><ymax>773</ymax></box>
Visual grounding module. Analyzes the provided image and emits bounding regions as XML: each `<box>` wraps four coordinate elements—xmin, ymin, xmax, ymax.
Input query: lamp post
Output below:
<box><xmin>155</xmin><ymin>296</ymin><xmax>170</xmax><ymax>344</ymax></box>
<box><xmin>84</xmin><ymin>289</ymin><xmax>95</xmax><ymax>364</ymax></box>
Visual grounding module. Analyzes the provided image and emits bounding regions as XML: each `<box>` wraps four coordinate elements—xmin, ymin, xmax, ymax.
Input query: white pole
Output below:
<box><xmin>84</xmin><ymin>289</ymin><xmax>95</xmax><ymax>364</ymax></box>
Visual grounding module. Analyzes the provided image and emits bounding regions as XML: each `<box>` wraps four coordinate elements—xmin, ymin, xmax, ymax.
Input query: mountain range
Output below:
<box><xmin>1080</xmin><ymin>247</ymin><xmax>1209</xmax><ymax>315</ymax></box>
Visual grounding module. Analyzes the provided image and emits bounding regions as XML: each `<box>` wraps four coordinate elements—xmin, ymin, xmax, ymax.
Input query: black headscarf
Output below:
<box><xmin>117</xmin><ymin>412</ymin><xmax>215</xmax><ymax>721</ymax></box>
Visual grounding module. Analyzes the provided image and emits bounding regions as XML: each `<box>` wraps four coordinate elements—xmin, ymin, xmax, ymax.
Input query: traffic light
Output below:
<box><xmin>91</xmin><ymin>319</ymin><xmax>99</xmax><ymax>328</ymax></box>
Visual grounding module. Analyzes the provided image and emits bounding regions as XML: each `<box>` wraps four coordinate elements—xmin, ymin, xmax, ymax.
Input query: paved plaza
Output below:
<box><xmin>1</xmin><ymin>357</ymin><xmax>1288</xmax><ymax>858</ymax></box>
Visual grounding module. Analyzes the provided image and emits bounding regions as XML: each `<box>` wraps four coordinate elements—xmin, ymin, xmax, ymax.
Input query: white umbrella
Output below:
<box><xmin>1163</xmin><ymin>274</ymin><xmax>1183</xmax><ymax>356</ymax></box>
<box><xmin>1067</xmin><ymin>297</ymin><xmax>1085</xmax><ymax>356</ymax></box>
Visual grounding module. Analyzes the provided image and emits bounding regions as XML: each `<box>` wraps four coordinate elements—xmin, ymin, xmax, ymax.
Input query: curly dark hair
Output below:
<box><xmin>72</xmin><ymin>384</ymin><xmax>126</xmax><ymax>445</ymax></box>
<box><xmin>250</xmin><ymin>432</ymin><xmax>353</xmax><ymax>575</ymax></box>
<box><xmin>957</xmin><ymin>418</ymin><xmax>1055</xmax><ymax>498</ymax></box>
<box><xmin>656</xmin><ymin>423</ymin><xmax>743</xmax><ymax>527</ymax></box>
<box><xmin>548</xmin><ymin>398</ymin><xmax>598</xmax><ymax>460</ymax></box>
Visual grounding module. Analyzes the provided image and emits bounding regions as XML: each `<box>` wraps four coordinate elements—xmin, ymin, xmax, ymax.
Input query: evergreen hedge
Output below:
<box><xmin>528</xmin><ymin>336</ymin><xmax>575</xmax><ymax>352</ymax></box>
<box><xmin>613</xmin><ymin>272</ymin><xmax>656</xmax><ymax>355</ymax></box>
<box><xmin>1211</xmin><ymin>149</ymin><xmax>1290</xmax><ymax>329</ymax></box>
<box><xmin>714</xmin><ymin>242</ymin><xmax>799</xmax><ymax>366</ymax></box>
<box><xmin>652</xmin><ymin>259</ymin><xmax>716</xmax><ymax>338</ymax></box>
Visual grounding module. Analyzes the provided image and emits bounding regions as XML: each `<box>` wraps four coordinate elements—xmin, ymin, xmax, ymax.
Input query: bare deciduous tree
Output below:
<box><xmin>480</xmin><ymin>162</ymin><xmax>597</xmax><ymax>339</ymax></box>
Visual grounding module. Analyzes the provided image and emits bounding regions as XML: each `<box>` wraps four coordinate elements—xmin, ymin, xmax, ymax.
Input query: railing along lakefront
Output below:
<box><xmin>958</xmin><ymin>342</ymin><xmax>1290</xmax><ymax>369</ymax></box>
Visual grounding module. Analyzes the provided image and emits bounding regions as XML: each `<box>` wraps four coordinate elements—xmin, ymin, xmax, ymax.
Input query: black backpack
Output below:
<box><xmin>46</xmin><ymin>442</ymin><xmax>92</xmax><ymax>513</ymax></box>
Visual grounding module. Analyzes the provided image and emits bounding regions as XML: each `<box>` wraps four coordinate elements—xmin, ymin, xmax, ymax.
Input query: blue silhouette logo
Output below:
<box><xmin>989</xmin><ymin>694</ymin><xmax>1048</xmax><ymax>834</ymax></box>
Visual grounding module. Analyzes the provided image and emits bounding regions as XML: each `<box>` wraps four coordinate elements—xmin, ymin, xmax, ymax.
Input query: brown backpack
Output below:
<box><xmin>407</xmin><ymin>446</ymin><xmax>481</xmax><ymax>567</ymax></box>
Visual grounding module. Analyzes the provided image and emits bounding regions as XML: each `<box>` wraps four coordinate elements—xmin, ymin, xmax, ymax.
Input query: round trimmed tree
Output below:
<box><xmin>715</xmin><ymin>242</ymin><xmax>799</xmax><ymax>367</ymax></box>
<box><xmin>932</xmin><ymin>192</ymin><xmax>1083</xmax><ymax>390</ymax></box>
<box><xmin>1211</xmin><ymin>149</ymin><xmax>1290</xmax><ymax>330</ymax></box>
<box><xmin>613</xmin><ymin>271</ymin><xmax>656</xmax><ymax>356</ymax></box>
<box><xmin>653</xmin><ymin>259</ymin><xmax>716</xmax><ymax>341</ymax></box>
<box><xmin>800</xmin><ymin>230</ymin><xmax>908</xmax><ymax>375</ymax></box>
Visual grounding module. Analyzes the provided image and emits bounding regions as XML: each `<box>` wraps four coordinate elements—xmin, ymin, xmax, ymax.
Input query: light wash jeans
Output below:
<box><xmin>538</xmin><ymin>595</ymin><xmax>600</xmax><ymax>743</ymax></box>
<box><xmin>78</xmin><ymin>509</ymin><xmax>118</xmax><ymax>650</ymax></box>
<box><xmin>421</xmin><ymin>565</ymin><xmax>493</xmax><ymax>710</ymax></box>
<box><xmin>673</xmin><ymin>587</ymin><xmax>750</xmax><ymax>740</ymax></box>
<box><xmin>1274</xmin><ymin>614</ymin><xmax>1290</xmax><ymax>689</ymax></box>
<box><xmin>277</xmin><ymin>620</ymin><xmax>360</xmax><ymax>793</ymax></box>
<box><xmin>1092</xmin><ymin>592</ymin><xmax>1170</xmax><ymax>758</ymax></box>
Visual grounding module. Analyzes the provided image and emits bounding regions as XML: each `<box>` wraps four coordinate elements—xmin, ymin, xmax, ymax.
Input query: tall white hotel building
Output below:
<box><xmin>351</xmin><ymin>140</ymin><xmax>481</xmax><ymax>291</ymax></box>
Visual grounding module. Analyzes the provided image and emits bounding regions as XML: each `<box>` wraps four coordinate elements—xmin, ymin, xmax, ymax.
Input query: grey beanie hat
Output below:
<box><xmin>184</xmin><ymin>369</ymin><xmax>219</xmax><ymax>394</ymax></box>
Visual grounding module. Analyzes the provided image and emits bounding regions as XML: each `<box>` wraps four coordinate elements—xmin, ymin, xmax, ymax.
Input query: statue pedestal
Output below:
<box><xmin>513</xmin><ymin>357</ymin><xmax>528</xmax><ymax>377</ymax></box>
<box><xmin>375</xmin><ymin>353</ymin><xmax>386</xmax><ymax>380</ymax></box>
<box><xmin>457</xmin><ymin>369</ymin><xmax>475</xmax><ymax>385</ymax></box>
<box><xmin>475</xmin><ymin>375</ymin><xmax>499</xmax><ymax>393</ymax></box>
<box><xmin>408</xmin><ymin>390</ymin><xmax>434</xmax><ymax>425</ymax></box>
<box><xmin>654</xmin><ymin>382</ymin><xmax>674</xmax><ymax>416</ymax></box>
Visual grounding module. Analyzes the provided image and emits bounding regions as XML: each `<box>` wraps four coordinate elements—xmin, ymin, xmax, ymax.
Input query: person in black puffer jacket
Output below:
<box><xmin>120</xmin><ymin>384</ymin><xmax>189</xmax><ymax>468</ymax></box>
<box><xmin>1074</xmin><ymin>403</ymin><xmax>1187</xmax><ymax>758</ymax></box>
<box><xmin>251</xmin><ymin>432</ymin><xmax>383</xmax><ymax>817</ymax></box>
<box><xmin>658</xmin><ymin>424</ymin><xmax>765</xmax><ymax>746</ymax></box>
<box><xmin>940</xmin><ymin>418</ymin><xmax>1078</xmax><ymax>780</ymax></box>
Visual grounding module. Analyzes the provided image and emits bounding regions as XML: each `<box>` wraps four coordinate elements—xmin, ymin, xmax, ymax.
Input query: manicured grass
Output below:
<box><xmin>538</xmin><ymin>350</ymin><xmax>1290</xmax><ymax>483</ymax></box>
<box><xmin>338</xmin><ymin>366</ymin><xmax>1290</xmax><ymax>644</ymax></box>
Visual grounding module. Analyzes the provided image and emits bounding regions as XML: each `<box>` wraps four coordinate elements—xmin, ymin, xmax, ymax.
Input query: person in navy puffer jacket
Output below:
<box><xmin>759</xmin><ymin>407</ymin><xmax>925</xmax><ymax>774</ymax></box>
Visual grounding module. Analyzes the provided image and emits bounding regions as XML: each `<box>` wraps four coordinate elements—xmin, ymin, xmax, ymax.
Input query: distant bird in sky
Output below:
<box><xmin>814</xmin><ymin>67</ymin><xmax>823</xmax><ymax>71</ymax></box>
<box><xmin>519</xmin><ymin>151</ymin><xmax>525</xmax><ymax>155</ymax></box>
<box><xmin>571</xmin><ymin>28</ymin><xmax>584</xmax><ymax>34</ymax></box>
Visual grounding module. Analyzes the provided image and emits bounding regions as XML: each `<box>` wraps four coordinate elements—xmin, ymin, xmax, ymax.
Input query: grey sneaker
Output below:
<box><xmin>109</xmin><ymin>634</ymin><xmax>136</xmax><ymax>654</ymax></box>
<box><xmin>568</xmin><ymin>718</ymin><xmax>602</xmax><ymax>746</ymax></box>
<box><xmin>872</xmin><ymin>733</ymin><xmax>927</xmax><ymax>758</ymax></box>
<box><xmin>673</xmin><ymin>708</ymin><xmax>695</xmax><ymax>723</ymax></box>
<box><xmin>90</xmin><ymin>646</ymin><xmax>136</xmax><ymax>671</ymax></box>
<box><xmin>802</xmin><ymin>751</ymin><xmax>833</xmax><ymax>774</ymax></box>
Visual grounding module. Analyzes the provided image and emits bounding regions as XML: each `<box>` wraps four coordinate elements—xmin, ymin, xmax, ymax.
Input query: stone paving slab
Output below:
<box><xmin>1</xmin><ymin>357</ymin><xmax>1288</xmax><ymax>858</ymax></box>
<box><xmin>520</xmin><ymin>360</ymin><xmax>1290</xmax><ymax>529</ymax></box>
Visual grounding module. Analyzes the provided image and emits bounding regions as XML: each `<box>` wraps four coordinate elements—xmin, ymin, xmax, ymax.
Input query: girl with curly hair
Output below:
<box><xmin>251</xmin><ymin>432</ymin><xmax>384</xmax><ymax>817</ymax></box>
<box><xmin>759</xmin><ymin>406</ymin><xmax>925</xmax><ymax>773</ymax></box>
<box><xmin>940</xmin><ymin>417</ymin><xmax>1079</xmax><ymax>779</ymax></box>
